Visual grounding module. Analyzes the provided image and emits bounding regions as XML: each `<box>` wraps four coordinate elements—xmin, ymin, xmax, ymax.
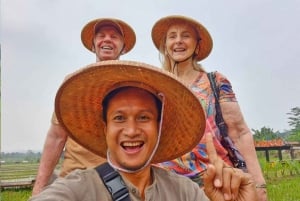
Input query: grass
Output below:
<box><xmin>267</xmin><ymin>176</ymin><xmax>300</xmax><ymax>201</ymax></box>
<box><xmin>0</xmin><ymin>163</ymin><xmax>38</xmax><ymax>180</ymax></box>
<box><xmin>1</xmin><ymin>188</ymin><xmax>32</xmax><ymax>201</ymax></box>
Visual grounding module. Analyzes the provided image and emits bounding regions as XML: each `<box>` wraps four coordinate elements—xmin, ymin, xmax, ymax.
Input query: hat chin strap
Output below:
<box><xmin>171</xmin><ymin>53</ymin><xmax>195</xmax><ymax>76</ymax></box>
<box><xmin>118</xmin><ymin>44</ymin><xmax>126</xmax><ymax>55</ymax></box>
<box><xmin>107</xmin><ymin>93</ymin><xmax>165</xmax><ymax>173</ymax></box>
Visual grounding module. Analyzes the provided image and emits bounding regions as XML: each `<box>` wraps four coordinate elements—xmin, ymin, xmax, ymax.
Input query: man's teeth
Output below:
<box><xmin>122</xmin><ymin>142</ymin><xmax>142</xmax><ymax>147</ymax></box>
<box><xmin>174</xmin><ymin>48</ymin><xmax>185</xmax><ymax>52</ymax></box>
<box><xmin>102</xmin><ymin>46</ymin><xmax>113</xmax><ymax>50</ymax></box>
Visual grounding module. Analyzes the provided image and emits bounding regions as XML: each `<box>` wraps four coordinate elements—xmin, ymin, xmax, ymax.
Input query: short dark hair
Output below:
<box><xmin>101</xmin><ymin>86</ymin><xmax>162</xmax><ymax>123</ymax></box>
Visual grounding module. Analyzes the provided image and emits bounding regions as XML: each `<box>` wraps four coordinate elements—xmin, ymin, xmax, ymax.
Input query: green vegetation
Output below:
<box><xmin>260</xmin><ymin>159</ymin><xmax>300</xmax><ymax>178</ymax></box>
<box><xmin>287</xmin><ymin>107</ymin><xmax>300</xmax><ymax>141</ymax></box>
<box><xmin>1</xmin><ymin>188</ymin><xmax>32</xmax><ymax>201</ymax></box>
<box><xmin>267</xmin><ymin>176</ymin><xmax>300</xmax><ymax>201</ymax></box>
<box><xmin>1</xmin><ymin>163</ymin><xmax>38</xmax><ymax>180</ymax></box>
<box><xmin>0</xmin><ymin>163</ymin><xmax>60</xmax><ymax>201</ymax></box>
<box><xmin>1</xmin><ymin>151</ymin><xmax>41</xmax><ymax>163</ymax></box>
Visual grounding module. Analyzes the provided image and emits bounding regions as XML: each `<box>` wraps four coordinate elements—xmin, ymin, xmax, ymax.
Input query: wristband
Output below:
<box><xmin>256</xmin><ymin>183</ymin><xmax>267</xmax><ymax>188</ymax></box>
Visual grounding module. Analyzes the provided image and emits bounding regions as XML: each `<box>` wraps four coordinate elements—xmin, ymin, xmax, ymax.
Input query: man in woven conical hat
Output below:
<box><xmin>32</xmin><ymin>18</ymin><xmax>136</xmax><ymax>195</ymax></box>
<box><xmin>30</xmin><ymin>61</ymin><xmax>258</xmax><ymax>201</ymax></box>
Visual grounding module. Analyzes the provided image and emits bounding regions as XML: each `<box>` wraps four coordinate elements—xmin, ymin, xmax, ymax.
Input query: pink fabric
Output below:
<box><xmin>158</xmin><ymin>71</ymin><xmax>236</xmax><ymax>177</ymax></box>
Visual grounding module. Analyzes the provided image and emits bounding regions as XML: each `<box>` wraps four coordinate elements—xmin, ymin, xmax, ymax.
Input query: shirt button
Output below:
<box><xmin>131</xmin><ymin>188</ymin><xmax>136</xmax><ymax>194</ymax></box>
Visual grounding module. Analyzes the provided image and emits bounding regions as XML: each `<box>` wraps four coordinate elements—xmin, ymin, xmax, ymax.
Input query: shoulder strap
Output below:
<box><xmin>207</xmin><ymin>72</ymin><xmax>219</xmax><ymax>101</ymax></box>
<box><xmin>207</xmin><ymin>72</ymin><xmax>229</xmax><ymax>137</ymax></box>
<box><xmin>95</xmin><ymin>162</ymin><xmax>131</xmax><ymax>201</ymax></box>
<box><xmin>207</xmin><ymin>72</ymin><xmax>248</xmax><ymax>171</ymax></box>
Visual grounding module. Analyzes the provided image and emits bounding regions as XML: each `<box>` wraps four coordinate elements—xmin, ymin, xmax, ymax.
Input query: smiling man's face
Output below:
<box><xmin>104</xmin><ymin>87</ymin><xmax>160</xmax><ymax>171</ymax></box>
<box><xmin>93</xmin><ymin>26</ymin><xmax>125</xmax><ymax>61</ymax></box>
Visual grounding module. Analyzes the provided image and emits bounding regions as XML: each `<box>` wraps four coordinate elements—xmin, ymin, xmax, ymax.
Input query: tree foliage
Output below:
<box><xmin>287</xmin><ymin>107</ymin><xmax>300</xmax><ymax>133</ymax></box>
<box><xmin>286</xmin><ymin>107</ymin><xmax>300</xmax><ymax>142</ymax></box>
<box><xmin>287</xmin><ymin>131</ymin><xmax>300</xmax><ymax>141</ymax></box>
<box><xmin>252</xmin><ymin>107</ymin><xmax>300</xmax><ymax>142</ymax></box>
<box><xmin>0</xmin><ymin>151</ymin><xmax>41</xmax><ymax>163</ymax></box>
<box><xmin>252</xmin><ymin>126</ymin><xmax>279</xmax><ymax>141</ymax></box>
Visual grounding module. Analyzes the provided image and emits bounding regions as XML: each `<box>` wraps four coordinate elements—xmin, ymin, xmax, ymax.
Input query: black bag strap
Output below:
<box><xmin>207</xmin><ymin>72</ymin><xmax>229</xmax><ymax>137</ymax></box>
<box><xmin>95</xmin><ymin>162</ymin><xmax>131</xmax><ymax>201</ymax></box>
<box><xmin>207</xmin><ymin>72</ymin><xmax>248</xmax><ymax>171</ymax></box>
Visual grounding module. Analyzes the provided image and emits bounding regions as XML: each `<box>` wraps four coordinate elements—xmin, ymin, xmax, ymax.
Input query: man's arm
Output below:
<box><xmin>32</xmin><ymin>123</ymin><xmax>68</xmax><ymax>195</ymax></box>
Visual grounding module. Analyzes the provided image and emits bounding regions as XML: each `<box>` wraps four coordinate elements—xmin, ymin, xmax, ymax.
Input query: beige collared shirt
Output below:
<box><xmin>30</xmin><ymin>166</ymin><xmax>209</xmax><ymax>201</ymax></box>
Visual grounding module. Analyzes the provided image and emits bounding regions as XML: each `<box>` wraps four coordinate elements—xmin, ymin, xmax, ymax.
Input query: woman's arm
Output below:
<box><xmin>221</xmin><ymin>101</ymin><xmax>267</xmax><ymax>201</ymax></box>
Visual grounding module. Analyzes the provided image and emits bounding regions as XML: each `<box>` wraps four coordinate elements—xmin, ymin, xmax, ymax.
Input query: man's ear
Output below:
<box><xmin>120</xmin><ymin>45</ymin><xmax>126</xmax><ymax>55</ymax></box>
<box><xmin>103</xmin><ymin>122</ymin><xmax>107</xmax><ymax>136</ymax></box>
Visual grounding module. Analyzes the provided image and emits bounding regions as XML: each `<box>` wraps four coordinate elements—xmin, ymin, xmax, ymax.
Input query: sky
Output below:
<box><xmin>1</xmin><ymin>0</ymin><xmax>300</xmax><ymax>152</ymax></box>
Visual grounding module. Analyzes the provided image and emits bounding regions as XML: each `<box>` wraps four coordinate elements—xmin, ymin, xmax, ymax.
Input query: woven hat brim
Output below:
<box><xmin>151</xmin><ymin>15</ymin><xmax>213</xmax><ymax>61</ymax></box>
<box><xmin>81</xmin><ymin>18</ymin><xmax>136</xmax><ymax>54</ymax></box>
<box><xmin>55</xmin><ymin>60</ymin><xmax>205</xmax><ymax>163</ymax></box>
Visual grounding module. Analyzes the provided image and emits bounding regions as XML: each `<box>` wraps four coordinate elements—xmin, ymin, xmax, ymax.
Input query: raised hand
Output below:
<box><xmin>203</xmin><ymin>133</ymin><xmax>258</xmax><ymax>201</ymax></box>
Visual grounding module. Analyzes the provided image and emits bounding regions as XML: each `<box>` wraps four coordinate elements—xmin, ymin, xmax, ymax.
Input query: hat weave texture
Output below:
<box><xmin>55</xmin><ymin>60</ymin><xmax>205</xmax><ymax>163</ymax></box>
